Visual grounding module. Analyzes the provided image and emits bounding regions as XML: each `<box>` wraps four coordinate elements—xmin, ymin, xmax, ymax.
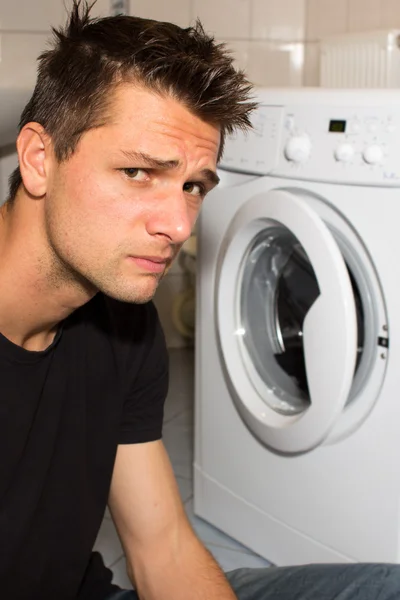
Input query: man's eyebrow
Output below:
<box><xmin>120</xmin><ymin>150</ymin><xmax>220</xmax><ymax>187</ymax></box>
<box><xmin>121</xmin><ymin>150</ymin><xmax>179</xmax><ymax>170</ymax></box>
<box><xmin>200</xmin><ymin>168</ymin><xmax>220</xmax><ymax>188</ymax></box>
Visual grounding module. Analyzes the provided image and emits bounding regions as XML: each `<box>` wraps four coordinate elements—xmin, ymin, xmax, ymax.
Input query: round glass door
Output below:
<box><xmin>241</xmin><ymin>226</ymin><xmax>318</xmax><ymax>415</ymax></box>
<box><xmin>240</xmin><ymin>225</ymin><xmax>365</xmax><ymax>419</ymax></box>
<box><xmin>216</xmin><ymin>187</ymin><xmax>358</xmax><ymax>453</ymax></box>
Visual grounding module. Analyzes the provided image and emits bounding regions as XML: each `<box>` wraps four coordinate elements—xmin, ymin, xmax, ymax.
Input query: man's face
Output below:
<box><xmin>44</xmin><ymin>85</ymin><xmax>220</xmax><ymax>303</ymax></box>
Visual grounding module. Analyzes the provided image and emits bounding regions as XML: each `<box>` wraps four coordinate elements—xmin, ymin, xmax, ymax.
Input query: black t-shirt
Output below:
<box><xmin>0</xmin><ymin>293</ymin><xmax>169</xmax><ymax>599</ymax></box>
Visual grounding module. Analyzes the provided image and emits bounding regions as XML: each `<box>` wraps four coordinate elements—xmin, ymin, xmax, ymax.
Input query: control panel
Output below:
<box><xmin>220</xmin><ymin>98</ymin><xmax>400</xmax><ymax>186</ymax></box>
<box><xmin>221</xmin><ymin>106</ymin><xmax>284</xmax><ymax>175</ymax></box>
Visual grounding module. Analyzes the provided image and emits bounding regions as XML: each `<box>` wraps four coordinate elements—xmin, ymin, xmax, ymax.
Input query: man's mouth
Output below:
<box><xmin>129</xmin><ymin>255</ymin><xmax>171</xmax><ymax>274</ymax></box>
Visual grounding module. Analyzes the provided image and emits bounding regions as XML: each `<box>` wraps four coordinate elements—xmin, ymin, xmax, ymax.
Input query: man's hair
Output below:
<box><xmin>8</xmin><ymin>0</ymin><xmax>256</xmax><ymax>203</ymax></box>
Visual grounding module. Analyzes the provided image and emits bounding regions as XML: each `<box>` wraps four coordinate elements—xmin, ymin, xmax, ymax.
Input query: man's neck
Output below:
<box><xmin>0</xmin><ymin>198</ymin><xmax>96</xmax><ymax>351</ymax></box>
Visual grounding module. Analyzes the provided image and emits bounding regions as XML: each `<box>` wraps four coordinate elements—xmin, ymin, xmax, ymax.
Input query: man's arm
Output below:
<box><xmin>108</xmin><ymin>439</ymin><xmax>237</xmax><ymax>600</ymax></box>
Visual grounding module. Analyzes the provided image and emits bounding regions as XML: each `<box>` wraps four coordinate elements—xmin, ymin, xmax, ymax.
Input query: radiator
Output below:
<box><xmin>319</xmin><ymin>29</ymin><xmax>400</xmax><ymax>88</ymax></box>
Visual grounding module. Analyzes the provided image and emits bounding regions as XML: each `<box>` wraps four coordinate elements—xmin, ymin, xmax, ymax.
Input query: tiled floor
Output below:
<box><xmin>94</xmin><ymin>348</ymin><xmax>270</xmax><ymax>589</ymax></box>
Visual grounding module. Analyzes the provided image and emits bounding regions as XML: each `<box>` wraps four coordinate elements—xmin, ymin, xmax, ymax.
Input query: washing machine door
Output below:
<box><xmin>216</xmin><ymin>184</ymin><xmax>358</xmax><ymax>454</ymax></box>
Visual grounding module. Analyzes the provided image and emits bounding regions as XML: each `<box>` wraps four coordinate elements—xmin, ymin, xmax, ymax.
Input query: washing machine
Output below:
<box><xmin>194</xmin><ymin>88</ymin><xmax>400</xmax><ymax>565</ymax></box>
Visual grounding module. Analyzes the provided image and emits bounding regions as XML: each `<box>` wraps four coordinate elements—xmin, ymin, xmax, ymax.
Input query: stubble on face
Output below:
<box><xmin>42</xmin><ymin>164</ymin><xmax>177</xmax><ymax>305</ymax></box>
<box><xmin>43</xmin><ymin>208</ymin><xmax>170</xmax><ymax>304</ymax></box>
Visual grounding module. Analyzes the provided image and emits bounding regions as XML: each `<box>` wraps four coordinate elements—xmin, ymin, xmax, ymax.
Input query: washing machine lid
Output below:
<box><xmin>216</xmin><ymin>182</ymin><xmax>358</xmax><ymax>453</ymax></box>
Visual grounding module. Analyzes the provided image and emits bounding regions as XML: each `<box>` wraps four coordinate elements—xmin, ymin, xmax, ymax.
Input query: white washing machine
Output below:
<box><xmin>194</xmin><ymin>88</ymin><xmax>400</xmax><ymax>565</ymax></box>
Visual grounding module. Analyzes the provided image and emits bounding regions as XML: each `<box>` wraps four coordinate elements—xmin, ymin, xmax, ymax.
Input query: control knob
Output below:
<box><xmin>284</xmin><ymin>135</ymin><xmax>312</xmax><ymax>163</ymax></box>
<box><xmin>362</xmin><ymin>144</ymin><xmax>384</xmax><ymax>165</ymax></box>
<box><xmin>334</xmin><ymin>143</ymin><xmax>355</xmax><ymax>163</ymax></box>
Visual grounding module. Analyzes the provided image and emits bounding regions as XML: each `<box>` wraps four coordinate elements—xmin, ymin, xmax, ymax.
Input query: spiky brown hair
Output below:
<box><xmin>8</xmin><ymin>0</ymin><xmax>256</xmax><ymax>202</ymax></box>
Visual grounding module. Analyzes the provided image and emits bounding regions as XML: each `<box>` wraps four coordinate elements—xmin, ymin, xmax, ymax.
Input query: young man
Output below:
<box><xmin>0</xmin><ymin>1</ymin><xmax>399</xmax><ymax>599</ymax></box>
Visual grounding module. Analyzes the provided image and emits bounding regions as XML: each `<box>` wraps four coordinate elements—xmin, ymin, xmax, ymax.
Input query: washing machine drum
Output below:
<box><xmin>241</xmin><ymin>226</ymin><xmax>363</xmax><ymax>412</ymax></box>
<box><xmin>216</xmin><ymin>187</ymin><xmax>385</xmax><ymax>454</ymax></box>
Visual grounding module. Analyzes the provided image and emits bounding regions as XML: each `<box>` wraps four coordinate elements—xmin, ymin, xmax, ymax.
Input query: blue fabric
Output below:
<box><xmin>105</xmin><ymin>563</ymin><xmax>400</xmax><ymax>599</ymax></box>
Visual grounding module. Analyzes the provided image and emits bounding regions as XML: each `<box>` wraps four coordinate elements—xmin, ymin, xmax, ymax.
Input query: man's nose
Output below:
<box><xmin>146</xmin><ymin>191</ymin><xmax>193</xmax><ymax>244</ymax></box>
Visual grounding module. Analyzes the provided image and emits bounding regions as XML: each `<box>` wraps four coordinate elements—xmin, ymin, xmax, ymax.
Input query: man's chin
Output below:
<box><xmin>100</xmin><ymin>280</ymin><xmax>160</xmax><ymax>305</ymax></box>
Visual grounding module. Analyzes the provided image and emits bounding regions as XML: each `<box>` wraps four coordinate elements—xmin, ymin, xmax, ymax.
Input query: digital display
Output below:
<box><xmin>329</xmin><ymin>119</ymin><xmax>347</xmax><ymax>133</ymax></box>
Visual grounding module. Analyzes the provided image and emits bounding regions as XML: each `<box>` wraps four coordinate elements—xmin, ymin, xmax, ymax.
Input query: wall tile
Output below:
<box><xmin>63</xmin><ymin>0</ymin><xmax>125</xmax><ymax>19</ymax></box>
<box><xmin>0</xmin><ymin>32</ymin><xmax>47</xmax><ymax>147</ymax></box>
<box><xmin>128</xmin><ymin>0</ymin><xmax>192</xmax><ymax>27</ymax></box>
<box><xmin>0</xmin><ymin>0</ymin><xmax>65</xmax><ymax>31</ymax></box>
<box><xmin>0</xmin><ymin>32</ymin><xmax>46</xmax><ymax>144</ymax></box>
<box><xmin>86</xmin><ymin>0</ymin><xmax>192</xmax><ymax>26</ymax></box>
<box><xmin>82</xmin><ymin>0</ymin><xmax>110</xmax><ymax>17</ymax></box>
<box><xmin>381</xmin><ymin>0</ymin><xmax>400</xmax><ymax>29</ymax></box>
<box><xmin>306</xmin><ymin>0</ymin><xmax>348</xmax><ymax>40</ymax></box>
<box><xmin>0</xmin><ymin>147</ymin><xmax>18</xmax><ymax>206</ymax></box>
<box><xmin>246</xmin><ymin>41</ymin><xmax>304</xmax><ymax>87</ymax></box>
<box><xmin>303</xmin><ymin>42</ymin><xmax>320</xmax><ymax>86</ymax></box>
<box><xmin>348</xmin><ymin>0</ymin><xmax>380</xmax><ymax>32</ymax></box>
<box><xmin>192</xmin><ymin>0</ymin><xmax>251</xmax><ymax>39</ymax></box>
<box><xmin>0</xmin><ymin>32</ymin><xmax>49</xmax><ymax>88</ymax></box>
<box><xmin>251</xmin><ymin>0</ymin><xmax>306</xmax><ymax>42</ymax></box>
<box><xmin>222</xmin><ymin>40</ymin><xmax>249</xmax><ymax>73</ymax></box>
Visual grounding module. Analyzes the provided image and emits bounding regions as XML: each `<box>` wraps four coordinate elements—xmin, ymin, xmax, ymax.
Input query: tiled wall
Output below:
<box><xmin>1</xmin><ymin>0</ymin><xmax>399</xmax><ymax>346</ymax></box>
<box><xmin>304</xmin><ymin>0</ymin><xmax>400</xmax><ymax>84</ymax></box>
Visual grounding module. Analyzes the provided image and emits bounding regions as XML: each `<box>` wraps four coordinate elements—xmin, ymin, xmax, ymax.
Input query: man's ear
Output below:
<box><xmin>17</xmin><ymin>123</ymin><xmax>52</xmax><ymax>198</ymax></box>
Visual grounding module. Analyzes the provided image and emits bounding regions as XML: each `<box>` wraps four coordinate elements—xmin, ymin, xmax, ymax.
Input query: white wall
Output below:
<box><xmin>0</xmin><ymin>0</ymin><xmax>395</xmax><ymax>345</ymax></box>
<box><xmin>304</xmin><ymin>0</ymin><xmax>400</xmax><ymax>85</ymax></box>
<box><xmin>0</xmin><ymin>145</ymin><xmax>18</xmax><ymax>206</ymax></box>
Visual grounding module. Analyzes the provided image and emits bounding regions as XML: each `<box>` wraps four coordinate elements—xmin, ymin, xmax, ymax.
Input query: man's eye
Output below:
<box><xmin>121</xmin><ymin>168</ymin><xmax>148</xmax><ymax>181</ymax></box>
<box><xmin>183</xmin><ymin>182</ymin><xmax>205</xmax><ymax>197</ymax></box>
